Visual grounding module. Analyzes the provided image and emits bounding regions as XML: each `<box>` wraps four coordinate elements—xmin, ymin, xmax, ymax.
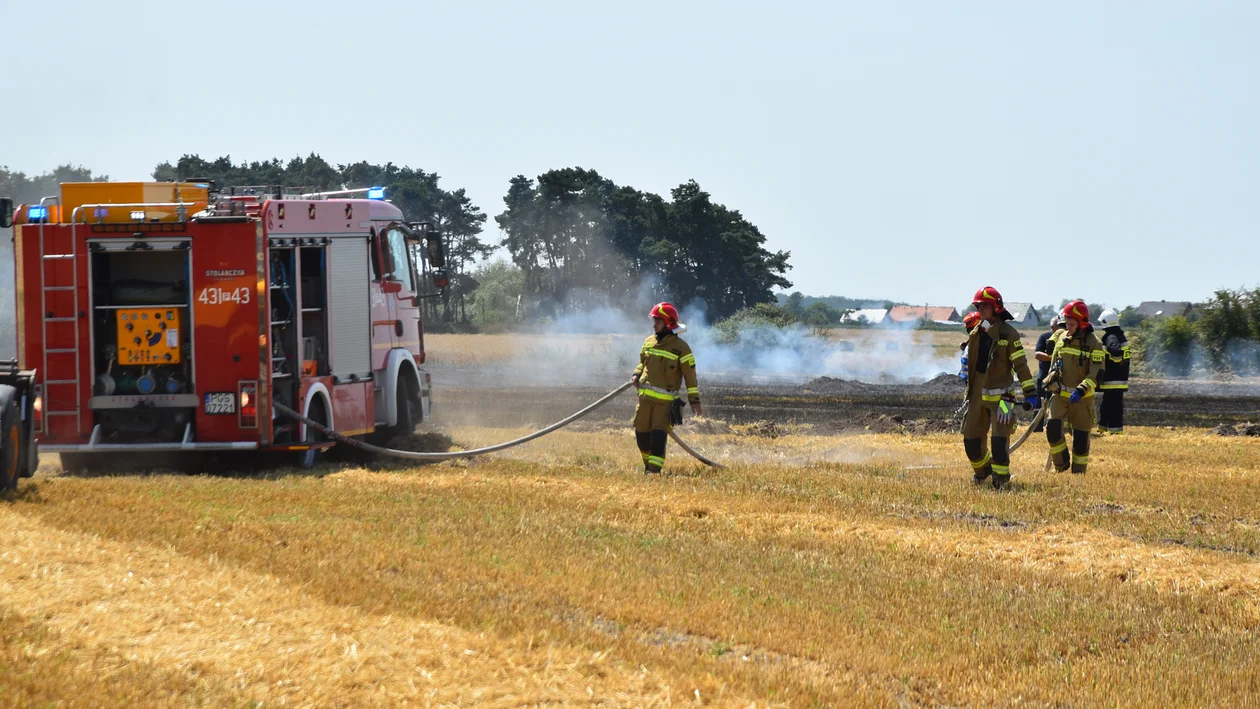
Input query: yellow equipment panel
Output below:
<box><xmin>60</xmin><ymin>182</ymin><xmax>209</xmax><ymax>224</ymax></box>
<box><xmin>116</xmin><ymin>308</ymin><xmax>184</xmax><ymax>365</ymax></box>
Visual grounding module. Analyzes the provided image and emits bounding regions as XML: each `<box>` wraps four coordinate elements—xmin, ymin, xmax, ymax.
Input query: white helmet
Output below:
<box><xmin>1098</xmin><ymin>309</ymin><xmax>1120</xmax><ymax>327</ymax></box>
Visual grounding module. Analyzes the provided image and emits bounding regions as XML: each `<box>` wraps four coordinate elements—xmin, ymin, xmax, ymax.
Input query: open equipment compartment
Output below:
<box><xmin>88</xmin><ymin>238</ymin><xmax>194</xmax><ymax>441</ymax></box>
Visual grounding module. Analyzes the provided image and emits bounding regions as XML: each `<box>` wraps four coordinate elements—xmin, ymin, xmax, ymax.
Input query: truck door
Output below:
<box><xmin>380</xmin><ymin>224</ymin><xmax>420</xmax><ymax>353</ymax></box>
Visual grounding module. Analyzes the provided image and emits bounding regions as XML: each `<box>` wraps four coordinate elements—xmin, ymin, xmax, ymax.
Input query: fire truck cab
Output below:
<box><xmin>10</xmin><ymin>181</ymin><xmax>446</xmax><ymax>469</ymax></box>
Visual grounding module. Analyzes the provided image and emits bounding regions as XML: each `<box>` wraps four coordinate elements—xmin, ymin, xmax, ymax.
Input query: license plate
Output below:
<box><xmin>204</xmin><ymin>392</ymin><xmax>235</xmax><ymax>415</ymax></box>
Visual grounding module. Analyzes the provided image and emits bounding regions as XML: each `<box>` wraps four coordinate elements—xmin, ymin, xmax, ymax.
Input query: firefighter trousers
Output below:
<box><xmin>962</xmin><ymin>391</ymin><xmax>1017</xmax><ymax>481</ymax></box>
<box><xmin>634</xmin><ymin>396</ymin><xmax>673</xmax><ymax>473</ymax></box>
<box><xmin>1099</xmin><ymin>390</ymin><xmax>1125</xmax><ymax>432</ymax></box>
<box><xmin>1046</xmin><ymin>393</ymin><xmax>1094</xmax><ymax>474</ymax></box>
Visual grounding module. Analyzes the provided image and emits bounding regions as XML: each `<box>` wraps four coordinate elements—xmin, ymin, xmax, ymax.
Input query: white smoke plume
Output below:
<box><xmin>440</xmin><ymin>290</ymin><xmax>958</xmax><ymax>390</ymax></box>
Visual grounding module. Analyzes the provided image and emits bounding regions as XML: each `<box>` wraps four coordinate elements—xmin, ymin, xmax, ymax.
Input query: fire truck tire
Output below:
<box><xmin>0</xmin><ymin>385</ymin><xmax>20</xmax><ymax>491</ymax></box>
<box><xmin>394</xmin><ymin>374</ymin><xmax>420</xmax><ymax>437</ymax></box>
<box><xmin>296</xmin><ymin>397</ymin><xmax>329</xmax><ymax>469</ymax></box>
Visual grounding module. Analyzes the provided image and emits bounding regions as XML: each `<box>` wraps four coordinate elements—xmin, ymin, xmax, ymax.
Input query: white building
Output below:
<box><xmin>841</xmin><ymin>308</ymin><xmax>888</xmax><ymax>325</ymax></box>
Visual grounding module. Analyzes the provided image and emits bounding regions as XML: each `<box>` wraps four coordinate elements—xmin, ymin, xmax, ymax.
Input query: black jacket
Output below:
<box><xmin>1100</xmin><ymin>326</ymin><xmax>1130</xmax><ymax>386</ymax></box>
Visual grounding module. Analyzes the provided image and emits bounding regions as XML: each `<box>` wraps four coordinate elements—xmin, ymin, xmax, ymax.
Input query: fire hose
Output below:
<box><xmin>272</xmin><ymin>381</ymin><xmax>724</xmax><ymax>468</ymax></box>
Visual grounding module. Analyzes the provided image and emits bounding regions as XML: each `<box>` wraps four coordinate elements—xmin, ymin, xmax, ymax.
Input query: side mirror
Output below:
<box><xmin>381</xmin><ymin>279</ymin><xmax>403</xmax><ymax>294</ymax></box>
<box><xmin>431</xmin><ymin>269</ymin><xmax>449</xmax><ymax>291</ymax></box>
<box><xmin>0</xmin><ymin>198</ymin><xmax>12</xmax><ymax>229</ymax></box>
<box><xmin>424</xmin><ymin>231</ymin><xmax>446</xmax><ymax>269</ymax></box>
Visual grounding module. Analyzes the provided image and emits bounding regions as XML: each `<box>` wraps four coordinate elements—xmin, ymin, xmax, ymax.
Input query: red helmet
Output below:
<box><xmin>963</xmin><ymin>310</ymin><xmax>983</xmax><ymax>329</ymax></box>
<box><xmin>972</xmin><ymin>286</ymin><xmax>1005</xmax><ymax>310</ymax></box>
<box><xmin>1061</xmin><ymin>300</ymin><xmax>1090</xmax><ymax>325</ymax></box>
<box><xmin>649</xmin><ymin>302</ymin><xmax>679</xmax><ymax>330</ymax></box>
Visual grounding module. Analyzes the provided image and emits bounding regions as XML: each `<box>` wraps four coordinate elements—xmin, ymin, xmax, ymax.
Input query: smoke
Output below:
<box><xmin>439</xmin><ymin>288</ymin><xmax>958</xmax><ymax>391</ymax></box>
<box><xmin>682</xmin><ymin>302</ymin><xmax>957</xmax><ymax>385</ymax></box>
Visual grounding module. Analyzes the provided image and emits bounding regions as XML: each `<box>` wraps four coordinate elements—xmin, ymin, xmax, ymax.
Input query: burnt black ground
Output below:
<box><xmin>433</xmin><ymin>370</ymin><xmax>1260</xmax><ymax>434</ymax></box>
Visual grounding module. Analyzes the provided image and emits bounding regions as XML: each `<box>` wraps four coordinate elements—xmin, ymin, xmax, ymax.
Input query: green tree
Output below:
<box><xmin>785</xmin><ymin>291</ymin><xmax>805</xmax><ymax>315</ymax></box>
<box><xmin>1135</xmin><ymin>315</ymin><xmax>1196</xmax><ymax>377</ymax></box>
<box><xmin>0</xmin><ymin>165</ymin><xmax>108</xmax><ymax>204</ymax></box>
<box><xmin>800</xmin><ymin>301</ymin><xmax>841</xmax><ymax>328</ymax></box>
<box><xmin>1195</xmin><ymin>289</ymin><xmax>1254</xmax><ymax>373</ymax></box>
<box><xmin>468</xmin><ymin>261</ymin><xmax>526</xmax><ymax>329</ymax></box>
<box><xmin>495</xmin><ymin>170</ymin><xmax>791</xmax><ymax>321</ymax></box>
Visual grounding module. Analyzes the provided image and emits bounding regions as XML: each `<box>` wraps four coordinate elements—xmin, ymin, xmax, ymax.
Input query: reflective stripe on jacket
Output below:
<box><xmin>1047</xmin><ymin>328</ymin><xmax>1105</xmax><ymax>396</ymax></box>
<box><xmin>634</xmin><ymin>332</ymin><xmax>700</xmax><ymax>403</ymax></box>
<box><xmin>1100</xmin><ymin>326</ymin><xmax>1131</xmax><ymax>388</ymax></box>
<box><xmin>965</xmin><ymin>320</ymin><xmax>1037</xmax><ymax>398</ymax></box>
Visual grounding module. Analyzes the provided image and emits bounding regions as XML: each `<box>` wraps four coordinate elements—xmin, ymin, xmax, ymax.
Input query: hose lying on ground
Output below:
<box><xmin>273</xmin><ymin>381</ymin><xmax>723</xmax><ymax>467</ymax></box>
<box><xmin>1008</xmin><ymin>404</ymin><xmax>1046</xmax><ymax>453</ymax></box>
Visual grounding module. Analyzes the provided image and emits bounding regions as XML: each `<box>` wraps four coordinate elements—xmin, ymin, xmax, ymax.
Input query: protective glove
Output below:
<box><xmin>1025</xmin><ymin>394</ymin><xmax>1040</xmax><ymax>410</ymax></box>
<box><xmin>958</xmin><ymin>355</ymin><xmax>968</xmax><ymax>382</ymax></box>
<box><xmin>995</xmin><ymin>399</ymin><xmax>1014</xmax><ymax>425</ymax></box>
<box><xmin>1068</xmin><ymin>387</ymin><xmax>1084</xmax><ymax>404</ymax></box>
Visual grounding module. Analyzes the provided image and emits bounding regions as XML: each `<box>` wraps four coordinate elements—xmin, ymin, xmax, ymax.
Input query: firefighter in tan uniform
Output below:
<box><xmin>631</xmin><ymin>302</ymin><xmax>701</xmax><ymax>475</ymax></box>
<box><xmin>960</xmin><ymin>287</ymin><xmax>1039</xmax><ymax>490</ymax></box>
<box><xmin>1044</xmin><ymin>300</ymin><xmax>1105</xmax><ymax>474</ymax></box>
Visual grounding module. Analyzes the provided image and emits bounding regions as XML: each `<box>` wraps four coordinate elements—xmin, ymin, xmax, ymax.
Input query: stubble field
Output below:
<box><xmin>2</xmin><ymin>332</ymin><xmax>1258</xmax><ymax>706</ymax></box>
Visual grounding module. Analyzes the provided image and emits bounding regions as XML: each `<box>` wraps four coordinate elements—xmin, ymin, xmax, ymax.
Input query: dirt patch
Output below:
<box><xmin>799</xmin><ymin>376</ymin><xmax>887</xmax><ymax>396</ymax></box>
<box><xmin>685</xmin><ymin>418</ymin><xmax>736</xmax><ymax>435</ymax></box>
<box><xmin>915</xmin><ymin>372</ymin><xmax>968</xmax><ymax>394</ymax></box>
<box><xmin>383</xmin><ymin>430</ymin><xmax>459</xmax><ymax>452</ymax></box>
<box><xmin>742</xmin><ymin>421</ymin><xmax>784</xmax><ymax>438</ymax></box>
<box><xmin>1211</xmin><ymin>423</ymin><xmax>1260</xmax><ymax>437</ymax></box>
<box><xmin>859</xmin><ymin>413</ymin><xmax>955</xmax><ymax>435</ymax></box>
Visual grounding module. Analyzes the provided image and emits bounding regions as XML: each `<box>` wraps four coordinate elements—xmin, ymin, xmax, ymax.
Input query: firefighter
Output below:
<box><xmin>960</xmin><ymin>287</ymin><xmax>1039</xmax><ymax>490</ymax></box>
<box><xmin>1097</xmin><ymin>308</ymin><xmax>1130</xmax><ymax>434</ymax></box>
<box><xmin>1044</xmin><ymin>300</ymin><xmax>1105</xmax><ymax>474</ymax></box>
<box><xmin>631</xmin><ymin>303</ymin><xmax>701</xmax><ymax>475</ymax></box>
<box><xmin>960</xmin><ymin>310</ymin><xmax>983</xmax><ymax>350</ymax></box>
<box><xmin>1031</xmin><ymin>315</ymin><xmax>1065</xmax><ymax>433</ymax></box>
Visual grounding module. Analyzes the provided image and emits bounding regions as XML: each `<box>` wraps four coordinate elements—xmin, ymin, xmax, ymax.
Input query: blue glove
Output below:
<box><xmin>1025</xmin><ymin>394</ymin><xmax>1040</xmax><ymax>409</ymax></box>
<box><xmin>959</xmin><ymin>355</ymin><xmax>968</xmax><ymax>382</ymax></box>
<box><xmin>1068</xmin><ymin>388</ymin><xmax>1083</xmax><ymax>404</ymax></box>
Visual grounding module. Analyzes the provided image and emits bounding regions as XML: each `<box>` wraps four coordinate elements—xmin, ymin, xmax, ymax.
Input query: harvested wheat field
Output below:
<box><xmin>3</xmin><ymin>425</ymin><xmax>1260</xmax><ymax>706</ymax></box>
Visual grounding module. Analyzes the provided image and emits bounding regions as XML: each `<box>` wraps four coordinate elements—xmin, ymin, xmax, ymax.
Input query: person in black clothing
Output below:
<box><xmin>1096</xmin><ymin>309</ymin><xmax>1130</xmax><ymax>433</ymax></box>
<box><xmin>1032</xmin><ymin>315</ymin><xmax>1064</xmax><ymax>433</ymax></box>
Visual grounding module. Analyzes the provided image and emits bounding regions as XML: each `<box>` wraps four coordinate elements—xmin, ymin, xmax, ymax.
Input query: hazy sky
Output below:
<box><xmin>3</xmin><ymin>1</ymin><xmax>1256</xmax><ymax>310</ymax></box>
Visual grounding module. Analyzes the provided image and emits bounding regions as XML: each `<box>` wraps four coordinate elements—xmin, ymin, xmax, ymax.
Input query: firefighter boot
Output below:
<box><xmin>1046</xmin><ymin>419</ymin><xmax>1071</xmax><ymax>472</ymax></box>
<box><xmin>1071</xmin><ymin>429</ymin><xmax>1091</xmax><ymax>475</ymax></box>
<box><xmin>646</xmin><ymin>429</ymin><xmax>668</xmax><ymax>475</ymax></box>
<box><xmin>990</xmin><ymin>435</ymin><xmax>1011</xmax><ymax>491</ymax></box>
<box><xmin>636</xmin><ymin>432</ymin><xmax>652</xmax><ymax>474</ymax></box>
<box><xmin>964</xmin><ymin>438</ymin><xmax>991</xmax><ymax>483</ymax></box>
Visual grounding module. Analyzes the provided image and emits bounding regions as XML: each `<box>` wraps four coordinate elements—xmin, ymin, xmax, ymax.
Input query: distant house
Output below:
<box><xmin>887</xmin><ymin>306</ymin><xmax>962</xmax><ymax>325</ymax></box>
<box><xmin>841</xmin><ymin>308</ymin><xmax>888</xmax><ymax>325</ymax></box>
<box><xmin>1134</xmin><ymin>301</ymin><xmax>1193</xmax><ymax>319</ymax></box>
<box><xmin>1004</xmin><ymin>302</ymin><xmax>1041</xmax><ymax>327</ymax></box>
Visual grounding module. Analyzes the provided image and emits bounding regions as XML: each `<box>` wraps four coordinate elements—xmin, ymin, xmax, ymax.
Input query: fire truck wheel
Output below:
<box><xmin>393</xmin><ymin>374</ymin><xmax>420</xmax><ymax>438</ymax></box>
<box><xmin>0</xmin><ymin>385</ymin><xmax>19</xmax><ymax>491</ymax></box>
<box><xmin>296</xmin><ymin>398</ymin><xmax>329</xmax><ymax>469</ymax></box>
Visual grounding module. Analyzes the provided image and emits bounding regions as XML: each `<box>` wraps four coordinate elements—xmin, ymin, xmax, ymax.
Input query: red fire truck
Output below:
<box><xmin>10</xmin><ymin>181</ymin><xmax>447</xmax><ymax>470</ymax></box>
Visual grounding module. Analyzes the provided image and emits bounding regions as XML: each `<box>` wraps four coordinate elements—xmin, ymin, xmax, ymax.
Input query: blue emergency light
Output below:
<box><xmin>367</xmin><ymin>187</ymin><xmax>386</xmax><ymax>200</ymax></box>
<box><xmin>27</xmin><ymin>206</ymin><xmax>48</xmax><ymax>222</ymax></box>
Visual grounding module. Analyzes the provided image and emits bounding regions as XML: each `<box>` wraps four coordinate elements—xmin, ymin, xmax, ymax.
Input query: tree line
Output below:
<box><xmin>494</xmin><ymin>168</ymin><xmax>791</xmax><ymax>322</ymax></box>
<box><xmin>1129</xmin><ymin>288</ymin><xmax>1260</xmax><ymax>377</ymax></box>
